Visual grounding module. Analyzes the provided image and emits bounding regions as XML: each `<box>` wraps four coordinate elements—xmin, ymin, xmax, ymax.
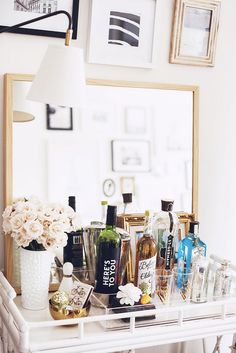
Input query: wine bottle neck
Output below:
<box><xmin>106</xmin><ymin>224</ymin><xmax>116</xmax><ymax>231</ymax></box>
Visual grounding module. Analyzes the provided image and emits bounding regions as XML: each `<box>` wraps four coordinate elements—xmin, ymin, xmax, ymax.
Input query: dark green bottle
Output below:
<box><xmin>95</xmin><ymin>205</ymin><xmax>121</xmax><ymax>294</ymax></box>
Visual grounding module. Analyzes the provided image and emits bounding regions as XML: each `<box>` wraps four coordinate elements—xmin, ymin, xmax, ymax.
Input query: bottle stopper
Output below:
<box><xmin>63</xmin><ymin>262</ymin><xmax>73</xmax><ymax>277</ymax></box>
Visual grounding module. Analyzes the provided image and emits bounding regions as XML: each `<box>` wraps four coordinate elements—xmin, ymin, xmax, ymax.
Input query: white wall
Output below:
<box><xmin>1</xmin><ymin>0</ymin><xmax>236</xmax><ymax>351</ymax></box>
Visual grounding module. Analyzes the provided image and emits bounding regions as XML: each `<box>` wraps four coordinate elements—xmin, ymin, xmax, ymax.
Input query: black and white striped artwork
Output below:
<box><xmin>108</xmin><ymin>11</ymin><xmax>140</xmax><ymax>47</ymax></box>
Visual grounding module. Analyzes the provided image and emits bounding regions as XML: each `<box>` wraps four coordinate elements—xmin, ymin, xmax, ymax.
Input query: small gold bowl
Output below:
<box><xmin>49</xmin><ymin>299</ymin><xmax>91</xmax><ymax>320</ymax></box>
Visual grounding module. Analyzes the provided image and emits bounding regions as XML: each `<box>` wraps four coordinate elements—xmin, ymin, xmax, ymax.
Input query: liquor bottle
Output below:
<box><xmin>59</xmin><ymin>262</ymin><xmax>74</xmax><ymax>295</ymax></box>
<box><xmin>191</xmin><ymin>248</ymin><xmax>209</xmax><ymax>303</ymax></box>
<box><xmin>63</xmin><ymin>196</ymin><xmax>83</xmax><ymax>268</ymax></box>
<box><xmin>121</xmin><ymin>193</ymin><xmax>138</xmax><ymax>214</ymax></box>
<box><xmin>177</xmin><ymin>221</ymin><xmax>206</xmax><ymax>276</ymax></box>
<box><xmin>100</xmin><ymin>200</ymin><xmax>108</xmax><ymax>224</ymax></box>
<box><xmin>94</xmin><ymin>205</ymin><xmax>121</xmax><ymax>294</ymax></box>
<box><xmin>134</xmin><ymin>220</ymin><xmax>157</xmax><ymax>296</ymax></box>
<box><xmin>213</xmin><ymin>260</ymin><xmax>232</xmax><ymax>299</ymax></box>
<box><xmin>152</xmin><ymin>199</ymin><xmax>179</xmax><ymax>270</ymax></box>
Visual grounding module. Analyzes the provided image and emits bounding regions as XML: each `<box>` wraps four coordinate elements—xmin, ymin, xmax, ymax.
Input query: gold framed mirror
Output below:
<box><xmin>3</xmin><ymin>73</ymin><xmax>199</xmax><ymax>292</ymax></box>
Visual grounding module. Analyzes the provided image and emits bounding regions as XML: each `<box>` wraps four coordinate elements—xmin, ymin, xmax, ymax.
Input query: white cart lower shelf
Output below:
<box><xmin>1</xmin><ymin>271</ymin><xmax>236</xmax><ymax>353</ymax></box>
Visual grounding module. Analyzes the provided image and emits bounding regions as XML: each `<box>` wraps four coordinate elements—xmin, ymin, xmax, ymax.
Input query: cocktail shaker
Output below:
<box><xmin>82</xmin><ymin>221</ymin><xmax>105</xmax><ymax>285</ymax></box>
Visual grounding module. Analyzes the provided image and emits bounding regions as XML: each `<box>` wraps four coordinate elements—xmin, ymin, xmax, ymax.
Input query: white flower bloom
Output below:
<box><xmin>10</xmin><ymin>214</ymin><xmax>26</xmax><ymax>232</ymax></box>
<box><xmin>15</xmin><ymin>201</ymin><xmax>36</xmax><ymax>213</ymax></box>
<box><xmin>24</xmin><ymin>220</ymin><xmax>43</xmax><ymax>239</ymax></box>
<box><xmin>71</xmin><ymin>213</ymin><xmax>81</xmax><ymax>231</ymax></box>
<box><xmin>2</xmin><ymin>198</ymin><xmax>74</xmax><ymax>250</ymax></box>
<box><xmin>2</xmin><ymin>218</ymin><xmax>12</xmax><ymax>233</ymax></box>
<box><xmin>55</xmin><ymin>232</ymin><xmax>68</xmax><ymax>247</ymax></box>
<box><xmin>2</xmin><ymin>205</ymin><xmax>13</xmax><ymax>219</ymax></box>
<box><xmin>13</xmin><ymin>229</ymin><xmax>31</xmax><ymax>247</ymax></box>
<box><xmin>25</xmin><ymin>211</ymin><xmax>37</xmax><ymax>221</ymax></box>
<box><xmin>49</xmin><ymin>221</ymin><xmax>64</xmax><ymax>238</ymax></box>
<box><xmin>116</xmin><ymin>283</ymin><xmax>142</xmax><ymax>306</ymax></box>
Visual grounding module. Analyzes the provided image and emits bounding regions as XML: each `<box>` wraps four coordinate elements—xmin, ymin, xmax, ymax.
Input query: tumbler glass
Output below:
<box><xmin>172</xmin><ymin>269</ymin><xmax>193</xmax><ymax>303</ymax></box>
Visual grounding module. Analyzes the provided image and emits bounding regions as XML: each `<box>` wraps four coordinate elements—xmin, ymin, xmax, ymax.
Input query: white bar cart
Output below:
<box><xmin>1</xmin><ymin>255</ymin><xmax>236</xmax><ymax>353</ymax></box>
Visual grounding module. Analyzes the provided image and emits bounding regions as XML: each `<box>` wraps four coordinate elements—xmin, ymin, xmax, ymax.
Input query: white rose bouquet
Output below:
<box><xmin>2</xmin><ymin>197</ymin><xmax>80</xmax><ymax>251</ymax></box>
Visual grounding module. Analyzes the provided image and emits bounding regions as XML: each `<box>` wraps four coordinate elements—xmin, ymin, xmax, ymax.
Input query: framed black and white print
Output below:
<box><xmin>46</xmin><ymin>104</ymin><xmax>73</xmax><ymax>131</ymax></box>
<box><xmin>112</xmin><ymin>140</ymin><xmax>150</xmax><ymax>172</ymax></box>
<box><xmin>0</xmin><ymin>0</ymin><xmax>79</xmax><ymax>39</ymax></box>
<box><xmin>88</xmin><ymin>0</ymin><xmax>157</xmax><ymax>68</ymax></box>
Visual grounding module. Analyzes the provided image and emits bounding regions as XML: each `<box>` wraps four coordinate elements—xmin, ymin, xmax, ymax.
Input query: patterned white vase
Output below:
<box><xmin>20</xmin><ymin>248</ymin><xmax>52</xmax><ymax>310</ymax></box>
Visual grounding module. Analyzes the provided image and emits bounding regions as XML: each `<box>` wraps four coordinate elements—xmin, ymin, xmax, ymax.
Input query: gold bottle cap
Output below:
<box><xmin>101</xmin><ymin>200</ymin><xmax>108</xmax><ymax>205</ymax></box>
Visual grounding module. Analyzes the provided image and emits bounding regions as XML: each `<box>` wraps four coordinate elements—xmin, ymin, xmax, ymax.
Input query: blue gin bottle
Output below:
<box><xmin>177</xmin><ymin>221</ymin><xmax>206</xmax><ymax>287</ymax></box>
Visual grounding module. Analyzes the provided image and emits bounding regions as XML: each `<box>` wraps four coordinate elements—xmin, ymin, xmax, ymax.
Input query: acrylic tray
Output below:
<box><xmin>91</xmin><ymin>278</ymin><xmax>236</xmax><ymax>331</ymax></box>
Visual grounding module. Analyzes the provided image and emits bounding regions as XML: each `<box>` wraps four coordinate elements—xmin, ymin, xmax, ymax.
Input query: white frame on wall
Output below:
<box><xmin>87</xmin><ymin>0</ymin><xmax>158</xmax><ymax>68</ymax></box>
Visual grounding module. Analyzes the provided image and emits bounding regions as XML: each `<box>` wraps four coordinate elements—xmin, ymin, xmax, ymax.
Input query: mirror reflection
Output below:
<box><xmin>7</xmin><ymin>76</ymin><xmax>198</xmax><ymax>288</ymax></box>
<box><xmin>13</xmin><ymin>81</ymin><xmax>194</xmax><ymax>223</ymax></box>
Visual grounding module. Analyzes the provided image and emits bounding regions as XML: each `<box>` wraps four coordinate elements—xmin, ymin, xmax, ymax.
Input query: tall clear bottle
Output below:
<box><xmin>94</xmin><ymin>205</ymin><xmax>121</xmax><ymax>294</ymax></box>
<box><xmin>213</xmin><ymin>260</ymin><xmax>232</xmax><ymax>299</ymax></box>
<box><xmin>152</xmin><ymin>199</ymin><xmax>179</xmax><ymax>270</ymax></box>
<box><xmin>191</xmin><ymin>248</ymin><xmax>209</xmax><ymax>303</ymax></box>
<box><xmin>63</xmin><ymin>196</ymin><xmax>83</xmax><ymax>268</ymax></box>
<box><xmin>134</xmin><ymin>213</ymin><xmax>157</xmax><ymax>296</ymax></box>
<box><xmin>121</xmin><ymin>193</ymin><xmax>138</xmax><ymax>214</ymax></box>
<box><xmin>100</xmin><ymin>200</ymin><xmax>108</xmax><ymax>224</ymax></box>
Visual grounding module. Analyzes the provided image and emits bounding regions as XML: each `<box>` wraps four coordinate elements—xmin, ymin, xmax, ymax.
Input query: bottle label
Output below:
<box><xmin>137</xmin><ymin>255</ymin><xmax>156</xmax><ymax>295</ymax></box>
<box><xmin>95</xmin><ymin>244</ymin><xmax>120</xmax><ymax>294</ymax></box>
<box><xmin>165</xmin><ymin>234</ymin><xmax>174</xmax><ymax>270</ymax></box>
<box><xmin>64</xmin><ymin>230</ymin><xmax>83</xmax><ymax>267</ymax></box>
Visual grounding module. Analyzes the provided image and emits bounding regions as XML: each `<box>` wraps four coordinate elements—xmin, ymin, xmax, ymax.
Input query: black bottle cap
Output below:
<box><xmin>106</xmin><ymin>205</ymin><xmax>117</xmax><ymax>226</ymax></box>
<box><xmin>161</xmin><ymin>199</ymin><xmax>174</xmax><ymax>212</ymax></box>
<box><xmin>122</xmin><ymin>193</ymin><xmax>132</xmax><ymax>203</ymax></box>
<box><xmin>189</xmin><ymin>221</ymin><xmax>199</xmax><ymax>234</ymax></box>
<box><xmin>68</xmin><ymin>196</ymin><xmax>76</xmax><ymax>211</ymax></box>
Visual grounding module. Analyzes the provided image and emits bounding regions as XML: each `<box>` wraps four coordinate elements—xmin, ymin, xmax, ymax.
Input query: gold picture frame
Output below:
<box><xmin>170</xmin><ymin>0</ymin><xmax>221</xmax><ymax>67</ymax></box>
<box><xmin>117</xmin><ymin>214</ymin><xmax>145</xmax><ymax>282</ymax></box>
<box><xmin>117</xmin><ymin>212</ymin><xmax>195</xmax><ymax>282</ymax></box>
<box><xmin>177</xmin><ymin>212</ymin><xmax>195</xmax><ymax>238</ymax></box>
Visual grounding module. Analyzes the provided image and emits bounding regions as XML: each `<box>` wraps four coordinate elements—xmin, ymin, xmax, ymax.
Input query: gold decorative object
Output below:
<box><xmin>49</xmin><ymin>298</ymin><xmax>90</xmax><ymax>320</ymax></box>
<box><xmin>50</xmin><ymin>291</ymin><xmax>70</xmax><ymax>309</ymax></box>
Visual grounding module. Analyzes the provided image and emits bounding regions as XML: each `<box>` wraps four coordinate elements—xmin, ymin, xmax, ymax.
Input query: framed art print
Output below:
<box><xmin>125</xmin><ymin>106</ymin><xmax>147</xmax><ymax>134</ymax></box>
<box><xmin>170</xmin><ymin>0</ymin><xmax>221</xmax><ymax>66</ymax></box>
<box><xmin>0</xmin><ymin>0</ymin><xmax>79</xmax><ymax>39</ymax></box>
<box><xmin>112</xmin><ymin>140</ymin><xmax>150</xmax><ymax>172</ymax></box>
<box><xmin>87</xmin><ymin>0</ymin><xmax>157</xmax><ymax>68</ymax></box>
<box><xmin>46</xmin><ymin>104</ymin><xmax>73</xmax><ymax>131</ymax></box>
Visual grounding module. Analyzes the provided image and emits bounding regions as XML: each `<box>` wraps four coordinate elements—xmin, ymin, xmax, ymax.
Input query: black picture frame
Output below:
<box><xmin>0</xmin><ymin>0</ymin><xmax>79</xmax><ymax>39</ymax></box>
<box><xmin>46</xmin><ymin>104</ymin><xmax>73</xmax><ymax>131</ymax></box>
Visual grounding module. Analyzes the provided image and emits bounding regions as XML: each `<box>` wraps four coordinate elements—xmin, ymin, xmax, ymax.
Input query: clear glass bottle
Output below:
<box><xmin>177</xmin><ymin>221</ymin><xmax>206</xmax><ymax>276</ymax></box>
<box><xmin>213</xmin><ymin>260</ymin><xmax>232</xmax><ymax>299</ymax></box>
<box><xmin>134</xmin><ymin>222</ymin><xmax>157</xmax><ymax>296</ymax></box>
<box><xmin>63</xmin><ymin>196</ymin><xmax>83</xmax><ymax>268</ymax></box>
<box><xmin>94</xmin><ymin>205</ymin><xmax>121</xmax><ymax>294</ymax></box>
<box><xmin>121</xmin><ymin>193</ymin><xmax>138</xmax><ymax>214</ymax></box>
<box><xmin>152</xmin><ymin>199</ymin><xmax>179</xmax><ymax>270</ymax></box>
<box><xmin>191</xmin><ymin>248</ymin><xmax>209</xmax><ymax>303</ymax></box>
<box><xmin>100</xmin><ymin>200</ymin><xmax>108</xmax><ymax>224</ymax></box>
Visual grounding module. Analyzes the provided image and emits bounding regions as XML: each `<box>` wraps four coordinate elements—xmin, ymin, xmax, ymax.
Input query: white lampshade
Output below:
<box><xmin>13</xmin><ymin>81</ymin><xmax>35</xmax><ymax>122</ymax></box>
<box><xmin>27</xmin><ymin>45</ymin><xmax>86</xmax><ymax>107</ymax></box>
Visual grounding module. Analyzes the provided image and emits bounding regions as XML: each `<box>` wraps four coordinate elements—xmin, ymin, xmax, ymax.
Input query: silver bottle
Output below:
<box><xmin>213</xmin><ymin>260</ymin><xmax>232</xmax><ymax>299</ymax></box>
<box><xmin>191</xmin><ymin>248</ymin><xmax>209</xmax><ymax>303</ymax></box>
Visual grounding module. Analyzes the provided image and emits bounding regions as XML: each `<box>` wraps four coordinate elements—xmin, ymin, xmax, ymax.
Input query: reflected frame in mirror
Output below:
<box><xmin>4</xmin><ymin>74</ymin><xmax>199</xmax><ymax>292</ymax></box>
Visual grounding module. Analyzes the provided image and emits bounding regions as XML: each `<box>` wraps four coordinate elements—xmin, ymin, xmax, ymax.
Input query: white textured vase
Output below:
<box><xmin>20</xmin><ymin>248</ymin><xmax>52</xmax><ymax>310</ymax></box>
